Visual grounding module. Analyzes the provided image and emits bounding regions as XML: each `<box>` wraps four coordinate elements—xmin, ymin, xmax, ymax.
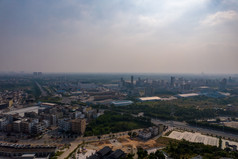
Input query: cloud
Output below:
<box><xmin>0</xmin><ymin>0</ymin><xmax>238</xmax><ymax>74</ymax></box>
<box><xmin>201</xmin><ymin>10</ymin><xmax>238</xmax><ymax>26</ymax></box>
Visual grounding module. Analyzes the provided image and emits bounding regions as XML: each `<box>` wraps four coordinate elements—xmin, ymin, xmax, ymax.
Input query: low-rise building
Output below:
<box><xmin>88</xmin><ymin>146</ymin><xmax>126</xmax><ymax>159</ymax></box>
<box><xmin>0</xmin><ymin>118</ymin><xmax>9</xmax><ymax>131</ymax></box>
<box><xmin>111</xmin><ymin>100</ymin><xmax>133</xmax><ymax>106</ymax></box>
<box><xmin>176</xmin><ymin>93</ymin><xmax>199</xmax><ymax>98</ymax></box>
<box><xmin>32</xmin><ymin>123</ymin><xmax>45</xmax><ymax>135</ymax></box>
<box><xmin>71</xmin><ymin>118</ymin><xmax>86</xmax><ymax>135</ymax></box>
<box><xmin>138</xmin><ymin>126</ymin><xmax>160</xmax><ymax>140</ymax></box>
<box><xmin>58</xmin><ymin>118</ymin><xmax>71</xmax><ymax>132</ymax></box>
<box><xmin>0</xmin><ymin>143</ymin><xmax>56</xmax><ymax>158</ymax></box>
<box><xmin>138</xmin><ymin>97</ymin><xmax>161</xmax><ymax>102</ymax></box>
<box><xmin>138</xmin><ymin>130</ymin><xmax>152</xmax><ymax>140</ymax></box>
<box><xmin>20</xmin><ymin>120</ymin><xmax>33</xmax><ymax>134</ymax></box>
<box><xmin>13</xmin><ymin>120</ymin><xmax>21</xmax><ymax>133</ymax></box>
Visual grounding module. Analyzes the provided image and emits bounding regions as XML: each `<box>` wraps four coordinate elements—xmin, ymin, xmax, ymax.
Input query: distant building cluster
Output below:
<box><xmin>0</xmin><ymin>104</ymin><xmax>103</xmax><ymax>140</ymax></box>
<box><xmin>0</xmin><ymin>90</ymin><xmax>29</xmax><ymax>110</ymax></box>
<box><xmin>0</xmin><ymin>73</ymin><xmax>237</xmax><ymax>159</ymax></box>
<box><xmin>33</xmin><ymin>72</ymin><xmax>43</xmax><ymax>76</ymax></box>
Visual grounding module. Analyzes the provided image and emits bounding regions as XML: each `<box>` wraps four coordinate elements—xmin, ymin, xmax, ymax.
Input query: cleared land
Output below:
<box><xmin>167</xmin><ymin>130</ymin><xmax>238</xmax><ymax>150</ymax></box>
<box><xmin>168</xmin><ymin>131</ymin><xmax>219</xmax><ymax>147</ymax></box>
<box><xmin>85</xmin><ymin>135</ymin><xmax>165</xmax><ymax>155</ymax></box>
<box><xmin>223</xmin><ymin>121</ymin><xmax>238</xmax><ymax>129</ymax></box>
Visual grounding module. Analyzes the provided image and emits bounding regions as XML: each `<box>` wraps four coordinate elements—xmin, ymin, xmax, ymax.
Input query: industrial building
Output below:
<box><xmin>111</xmin><ymin>100</ymin><xmax>133</xmax><ymax>106</ymax></box>
<box><xmin>176</xmin><ymin>93</ymin><xmax>199</xmax><ymax>98</ymax></box>
<box><xmin>0</xmin><ymin>143</ymin><xmax>56</xmax><ymax>158</ymax></box>
<box><xmin>138</xmin><ymin>96</ymin><xmax>161</xmax><ymax>102</ymax></box>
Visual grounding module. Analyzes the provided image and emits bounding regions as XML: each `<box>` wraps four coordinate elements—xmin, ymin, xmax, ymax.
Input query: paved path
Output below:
<box><xmin>35</xmin><ymin>81</ymin><xmax>48</xmax><ymax>97</ymax></box>
<box><xmin>59</xmin><ymin>142</ymin><xmax>80</xmax><ymax>159</ymax></box>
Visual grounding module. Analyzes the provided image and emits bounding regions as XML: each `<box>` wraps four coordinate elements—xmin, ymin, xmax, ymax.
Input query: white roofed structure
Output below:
<box><xmin>138</xmin><ymin>96</ymin><xmax>161</xmax><ymax>102</ymax></box>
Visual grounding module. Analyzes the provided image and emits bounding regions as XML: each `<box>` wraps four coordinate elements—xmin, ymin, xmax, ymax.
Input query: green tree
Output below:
<box><xmin>137</xmin><ymin>148</ymin><xmax>148</xmax><ymax>159</ymax></box>
<box><xmin>155</xmin><ymin>150</ymin><xmax>165</xmax><ymax>159</ymax></box>
<box><xmin>128</xmin><ymin>131</ymin><xmax>132</xmax><ymax>137</ymax></box>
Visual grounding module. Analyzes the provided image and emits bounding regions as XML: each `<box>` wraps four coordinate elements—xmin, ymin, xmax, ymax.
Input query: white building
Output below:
<box><xmin>176</xmin><ymin>93</ymin><xmax>199</xmax><ymax>98</ymax></box>
<box><xmin>111</xmin><ymin>100</ymin><xmax>133</xmax><ymax>106</ymax></box>
<box><xmin>138</xmin><ymin>96</ymin><xmax>161</xmax><ymax>102</ymax></box>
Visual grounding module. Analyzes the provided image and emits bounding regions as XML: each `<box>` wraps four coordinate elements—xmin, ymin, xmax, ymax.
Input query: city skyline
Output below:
<box><xmin>0</xmin><ymin>0</ymin><xmax>238</xmax><ymax>74</ymax></box>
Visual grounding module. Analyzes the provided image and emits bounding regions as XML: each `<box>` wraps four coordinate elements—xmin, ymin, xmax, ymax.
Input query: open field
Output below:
<box><xmin>223</xmin><ymin>121</ymin><xmax>238</xmax><ymax>129</ymax></box>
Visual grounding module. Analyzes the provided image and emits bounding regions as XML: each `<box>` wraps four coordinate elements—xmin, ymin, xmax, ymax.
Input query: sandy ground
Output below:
<box><xmin>223</xmin><ymin>122</ymin><xmax>238</xmax><ymax>129</ymax></box>
<box><xmin>85</xmin><ymin>135</ymin><xmax>164</xmax><ymax>155</ymax></box>
<box><xmin>77</xmin><ymin>149</ymin><xmax>96</xmax><ymax>159</ymax></box>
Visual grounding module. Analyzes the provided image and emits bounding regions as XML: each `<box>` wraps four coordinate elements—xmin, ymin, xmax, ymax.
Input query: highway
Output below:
<box><xmin>35</xmin><ymin>81</ymin><xmax>47</xmax><ymax>97</ymax></box>
<box><xmin>152</xmin><ymin>119</ymin><xmax>238</xmax><ymax>141</ymax></box>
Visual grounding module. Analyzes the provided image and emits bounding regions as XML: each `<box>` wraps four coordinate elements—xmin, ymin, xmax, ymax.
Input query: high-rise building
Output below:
<box><xmin>220</xmin><ymin>78</ymin><xmax>227</xmax><ymax>90</ymax></box>
<box><xmin>32</xmin><ymin>123</ymin><xmax>45</xmax><ymax>135</ymax></box>
<box><xmin>131</xmin><ymin>76</ymin><xmax>134</xmax><ymax>86</ymax></box>
<box><xmin>71</xmin><ymin>118</ymin><xmax>86</xmax><ymax>135</ymax></box>
<box><xmin>33</xmin><ymin>72</ymin><xmax>43</xmax><ymax>76</ymax></box>
<box><xmin>170</xmin><ymin>76</ymin><xmax>175</xmax><ymax>88</ymax></box>
<box><xmin>120</xmin><ymin>77</ymin><xmax>125</xmax><ymax>87</ymax></box>
<box><xmin>33</xmin><ymin>72</ymin><xmax>38</xmax><ymax>76</ymax></box>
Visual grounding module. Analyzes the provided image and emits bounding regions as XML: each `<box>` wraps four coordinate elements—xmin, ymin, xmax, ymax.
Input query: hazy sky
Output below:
<box><xmin>0</xmin><ymin>0</ymin><xmax>238</xmax><ymax>74</ymax></box>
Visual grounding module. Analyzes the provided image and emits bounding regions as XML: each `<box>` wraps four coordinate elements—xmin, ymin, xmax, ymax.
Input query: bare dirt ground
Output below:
<box><xmin>86</xmin><ymin>135</ymin><xmax>165</xmax><ymax>154</ymax></box>
<box><xmin>223</xmin><ymin>122</ymin><xmax>238</xmax><ymax>129</ymax></box>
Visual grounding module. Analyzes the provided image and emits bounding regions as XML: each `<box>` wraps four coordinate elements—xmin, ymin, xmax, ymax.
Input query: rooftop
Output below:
<box><xmin>138</xmin><ymin>96</ymin><xmax>161</xmax><ymax>101</ymax></box>
<box><xmin>98</xmin><ymin>146</ymin><xmax>112</xmax><ymax>157</ymax></box>
<box><xmin>112</xmin><ymin>100</ymin><xmax>133</xmax><ymax>104</ymax></box>
<box><xmin>21</xmin><ymin>154</ymin><xmax>35</xmax><ymax>157</ymax></box>
<box><xmin>177</xmin><ymin>93</ymin><xmax>199</xmax><ymax>98</ymax></box>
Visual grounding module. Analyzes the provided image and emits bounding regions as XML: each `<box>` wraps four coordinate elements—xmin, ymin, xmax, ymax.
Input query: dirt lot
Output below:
<box><xmin>86</xmin><ymin>135</ymin><xmax>165</xmax><ymax>154</ymax></box>
<box><xmin>223</xmin><ymin>121</ymin><xmax>238</xmax><ymax>129</ymax></box>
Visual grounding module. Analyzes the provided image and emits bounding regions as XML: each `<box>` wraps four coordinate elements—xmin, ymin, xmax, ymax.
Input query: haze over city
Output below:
<box><xmin>1</xmin><ymin>1</ymin><xmax>238</xmax><ymax>158</ymax></box>
<box><xmin>0</xmin><ymin>0</ymin><xmax>238</xmax><ymax>74</ymax></box>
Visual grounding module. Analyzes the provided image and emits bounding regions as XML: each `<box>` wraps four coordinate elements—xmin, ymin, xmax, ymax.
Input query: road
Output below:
<box><xmin>35</xmin><ymin>81</ymin><xmax>47</xmax><ymax>97</ymax></box>
<box><xmin>58</xmin><ymin>142</ymin><xmax>80</xmax><ymax>159</ymax></box>
<box><xmin>152</xmin><ymin>119</ymin><xmax>238</xmax><ymax>141</ymax></box>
